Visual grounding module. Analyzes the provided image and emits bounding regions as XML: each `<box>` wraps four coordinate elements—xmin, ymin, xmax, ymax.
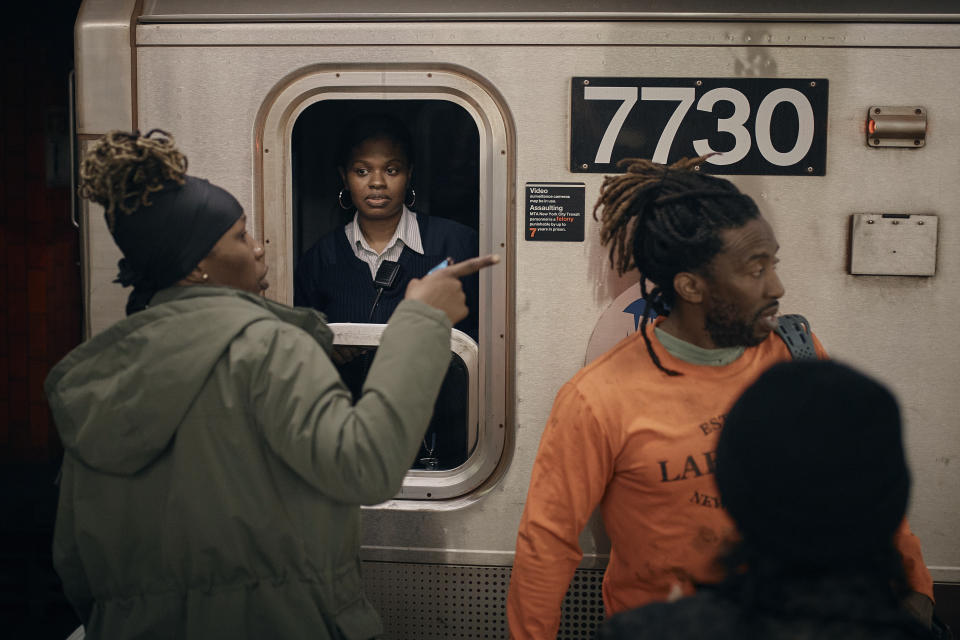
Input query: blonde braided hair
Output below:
<box><xmin>79</xmin><ymin>129</ymin><xmax>187</xmax><ymax>231</ymax></box>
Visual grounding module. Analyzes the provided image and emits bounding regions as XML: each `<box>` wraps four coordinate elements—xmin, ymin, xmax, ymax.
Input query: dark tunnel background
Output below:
<box><xmin>2</xmin><ymin>2</ymin><xmax>85</xmax><ymax>637</ymax></box>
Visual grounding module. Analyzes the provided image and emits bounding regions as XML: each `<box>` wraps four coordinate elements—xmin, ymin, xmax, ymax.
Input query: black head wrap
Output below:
<box><xmin>109</xmin><ymin>175</ymin><xmax>243</xmax><ymax>315</ymax></box>
<box><xmin>716</xmin><ymin>360</ymin><xmax>909</xmax><ymax>569</ymax></box>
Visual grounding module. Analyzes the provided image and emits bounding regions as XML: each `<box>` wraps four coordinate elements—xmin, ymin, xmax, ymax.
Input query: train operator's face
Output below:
<box><xmin>200</xmin><ymin>215</ymin><xmax>269</xmax><ymax>294</ymax></box>
<box><xmin>700</xmin><ymin>216</ymin><xmax>784</xmax><ymax>348</ymax></box>
<box><xmin>340</xmin><ymin>137</ymin><xmax>411</xmax><ymax>223</ymax></box>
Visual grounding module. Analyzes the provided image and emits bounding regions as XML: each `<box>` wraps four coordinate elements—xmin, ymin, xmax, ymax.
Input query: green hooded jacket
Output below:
<box><xmin>45</xmin><ymin>285</ymin><xmax>452</xmax><ymax>639</ymax></box>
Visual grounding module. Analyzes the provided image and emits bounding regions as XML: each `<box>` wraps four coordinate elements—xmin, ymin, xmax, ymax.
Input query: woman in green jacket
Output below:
<box><xmin>45</xmin><ymin>130</ymin><xmax>497</xmax><ymax>639</ymax></box>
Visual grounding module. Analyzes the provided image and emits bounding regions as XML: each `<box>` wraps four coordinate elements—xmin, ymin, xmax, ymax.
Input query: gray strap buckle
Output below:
<box><xmin>775</xmin><ymin>314</ymin><xmax>818</xmax><ymax>361</ymax></box>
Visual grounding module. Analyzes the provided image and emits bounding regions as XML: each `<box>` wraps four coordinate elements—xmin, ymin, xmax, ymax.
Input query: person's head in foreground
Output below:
<box><xmin>79</xmin><ymin>129</ymin><xmax>268</xmax><ymax>315</ymax></box>
<box><xmin>717</xmin><ymin>360</ymin><xmax>909</xmax><ymax>581</ymax></box>
<box><xmin>600</xmin><ymin>360</ymin><xmax>935</xmax><ymax>639</ymax></box>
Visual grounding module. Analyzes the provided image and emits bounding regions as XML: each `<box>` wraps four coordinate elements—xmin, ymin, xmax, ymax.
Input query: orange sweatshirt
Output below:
<box><xmin>507</xmin><ymin>324</ymin><xmax>932</xmax><ymax>639</ymax></box>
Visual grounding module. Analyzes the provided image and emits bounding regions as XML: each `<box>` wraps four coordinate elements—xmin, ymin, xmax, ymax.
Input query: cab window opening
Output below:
<box><xmin>333</xmin><ymin>344</ymin><xmax>474</xmax><ymax>471</ymax></box>
<box><xmin>292</xmin><ymin>99</ymin><xmax>480</xmax><ymax>269</ymax></box>
<box><xmin>291</xmin><ymin>99</ymin><xmax>481</xmax><ymax>476</ymax></box>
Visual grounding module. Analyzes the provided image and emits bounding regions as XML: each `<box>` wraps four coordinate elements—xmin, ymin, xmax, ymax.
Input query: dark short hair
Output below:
<box><xmin>717</xmin><ymin>360</ymin><xmax>909</xmax><ymax>569</ymax></box>
<box><xmin>336</xmin><ymin>114</ymin><xmax>415</xmax><ymax>169</ymax></box>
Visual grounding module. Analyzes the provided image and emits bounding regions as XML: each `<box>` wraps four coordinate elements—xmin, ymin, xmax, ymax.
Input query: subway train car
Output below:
<box><xmin>73</xmin><ymin>1</ymin><xmax>959</xmax><ymax>637</ymax></box>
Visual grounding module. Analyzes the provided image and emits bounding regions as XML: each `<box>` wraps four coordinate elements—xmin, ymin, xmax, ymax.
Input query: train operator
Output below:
<box><xmin>45</xmin><ymin>129</ymin><xmax>498</xmax><ymax>640</ymax></box>
<box><xmin>506</xmin><ymin>157</ymin><xmax>933</xmax><ymax>638</ymax></box>
<box><xmin>599</xmin><ymin>361</ymin><xmax>935</xmax><ymax>640</ymax></box>
<box><xmin>294</xmin><ymin>114</ymin><xmax>479</xmax><ymax>470</ymax></box>
<box><xmin>294</xmin><ymin>114</ymin><xmax>479</xmax><ymax>340</ymax></box>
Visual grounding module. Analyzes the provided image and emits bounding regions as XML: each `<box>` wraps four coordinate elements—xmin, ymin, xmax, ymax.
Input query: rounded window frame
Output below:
<box><xmin>256</xmin><ymin>67</ymin><xmax>511</xmax><ymax>501</ymax></box>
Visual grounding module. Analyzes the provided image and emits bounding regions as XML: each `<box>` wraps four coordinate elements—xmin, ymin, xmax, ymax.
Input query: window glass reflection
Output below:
<box><xmin>332</xmin><ymin>346</ymin><xmax>471</xmax><ymax>470</ymax></box>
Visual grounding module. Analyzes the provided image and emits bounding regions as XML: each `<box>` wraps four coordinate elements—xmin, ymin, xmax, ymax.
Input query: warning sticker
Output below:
<box><xmin>525</xmin><ymin>182</ymin><xmax>585</xmax><ymax>242</ymax></box>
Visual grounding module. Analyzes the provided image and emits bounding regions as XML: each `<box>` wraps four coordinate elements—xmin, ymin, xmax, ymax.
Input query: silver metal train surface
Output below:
<box><xmin>74</xmin><ymin>2</ymin><xmax>960</xmax><ymax>637</ymax></box>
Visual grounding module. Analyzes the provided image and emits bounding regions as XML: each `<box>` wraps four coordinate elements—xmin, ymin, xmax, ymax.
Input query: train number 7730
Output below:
<box><xmin>571</xmin><ymin>78</ymin><xmax>828</xmax><ymax>176</ymax></box>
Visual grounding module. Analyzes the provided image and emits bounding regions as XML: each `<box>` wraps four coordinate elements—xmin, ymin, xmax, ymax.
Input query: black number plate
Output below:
<box><xmin>571</xmin><ymin>77</ymin><xmax>828</xmax><ymax>175</ymax></box>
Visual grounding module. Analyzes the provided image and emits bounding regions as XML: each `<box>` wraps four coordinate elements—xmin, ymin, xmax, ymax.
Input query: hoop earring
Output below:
<box><xmin>338</xmin><ymin>189</ymin><xmax>352</xmax><ymax>210</ymax></box>
<box><xmin>405</xmin><ymin>187</ymin><xmax>416</xmax><ymax>208</ymax></box>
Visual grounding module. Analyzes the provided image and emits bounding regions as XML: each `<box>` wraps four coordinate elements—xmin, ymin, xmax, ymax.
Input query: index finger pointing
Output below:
<box><xmin>440</xmin><ymin>254</ymin><xmax>501</xmax><ymax>278</ymax></box>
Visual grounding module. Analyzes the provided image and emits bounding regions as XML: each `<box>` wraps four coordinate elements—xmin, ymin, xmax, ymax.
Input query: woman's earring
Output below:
<box><xmin>338</xmin><ymin>189</ymin><xmax>352</xmax><ymax>210</ymax></box>
<box><xmin>405</xmin><ymin>187</ymin><xmax>416</xmax><ymax>208</ymax></box>
<box><xmin>201</xmin><ymin>272</ymin><xmax>209</xmax><ymax>282</ymax></box>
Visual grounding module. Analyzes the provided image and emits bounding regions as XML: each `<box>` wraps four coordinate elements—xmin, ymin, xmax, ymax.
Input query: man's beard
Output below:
<box><xmin>703</xmin><ymin>295</ymin><xmax>767</xmax><ymax>348</ymax></box>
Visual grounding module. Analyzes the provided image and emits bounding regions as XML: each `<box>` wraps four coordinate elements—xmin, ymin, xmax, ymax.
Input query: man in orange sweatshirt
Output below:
<box><xmin>506</xmin><ymin>157</ymin><xmax>933</xmax><ymax>639</ymax></box>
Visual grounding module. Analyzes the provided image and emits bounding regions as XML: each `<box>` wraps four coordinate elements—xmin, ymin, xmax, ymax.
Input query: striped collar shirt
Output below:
<box><xmin>344</xmin><ymin>206</ymin><xmax>424</xmax><ymax>279</ymax></box>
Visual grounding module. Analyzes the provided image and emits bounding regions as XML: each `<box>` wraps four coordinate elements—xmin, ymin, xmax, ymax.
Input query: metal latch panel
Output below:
<box><xmin>867</xmin><ymin>106</ymin><xmax>926</xmax><ymax>148</ymax></box>
<box><xmin>849</xmin><ymin>213</ymin><xmax>938</xmax><ymax>276</ymax></box>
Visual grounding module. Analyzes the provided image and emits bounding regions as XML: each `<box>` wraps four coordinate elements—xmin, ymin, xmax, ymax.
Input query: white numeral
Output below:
<box><xmin>640</xmin><ymin>87</ymin><xmax>695</xmax><ymax>164</ymax></box>
<box><xmin>585</xmin><ymin>86</ymin><xmax>638</xmax><ymax>163</ymax></box>
<box><xmin>755</xmin><ymin>88</ymin><xmax>815</xmax><ymax>166</ymax></box>
<box><xmin>693</xmin><ymin>87</ymin><xmax>751</xmax><ymax>165</ymax></box>
<box><xmin>587</xmin><ymin>83</ymin><xmax>817</xmax><ymax>169</ymax></box>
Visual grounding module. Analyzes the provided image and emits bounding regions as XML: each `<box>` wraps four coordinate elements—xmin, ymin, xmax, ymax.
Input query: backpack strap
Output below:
<box><xmin>774</xmin><ymin>314</ymin><xmax>818</xmax><ymax>361</ymax></box>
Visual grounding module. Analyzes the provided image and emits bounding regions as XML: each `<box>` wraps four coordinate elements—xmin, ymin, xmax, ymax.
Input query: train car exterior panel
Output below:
<box><xmin>117</xmin><ymin>26</ymin><xmax>960</xmax><ymax>578</ymax></box>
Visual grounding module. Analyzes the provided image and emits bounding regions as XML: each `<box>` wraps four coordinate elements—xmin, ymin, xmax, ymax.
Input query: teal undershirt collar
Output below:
<box><xmin>653</xmin><ymin>326</ymin><xmax>745</xmax><ymax>366</ymax></box>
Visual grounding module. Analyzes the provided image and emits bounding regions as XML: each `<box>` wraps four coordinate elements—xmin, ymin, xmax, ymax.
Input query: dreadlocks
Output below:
<box><xmin>79</xmin><ymin>129</ymin><xmax>187</xmax><ymax>232</ymax></box>
<box><xmin>593</xmin><ymin>156</ymin><xmax>760</xmax><ymax>375</ymax></box>
<box><xmin>77</xmin><ymin>129</ymin><xmax>243</xmax><ymax>316</ymax></box>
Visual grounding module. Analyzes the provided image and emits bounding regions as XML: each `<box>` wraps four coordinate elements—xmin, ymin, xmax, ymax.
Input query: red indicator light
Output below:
<box><xmin>868</xmin><ymin>119</ymin><xmax>876</xmax><ymax>134</ymax></box>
